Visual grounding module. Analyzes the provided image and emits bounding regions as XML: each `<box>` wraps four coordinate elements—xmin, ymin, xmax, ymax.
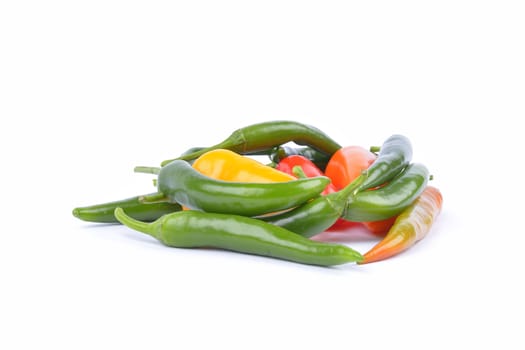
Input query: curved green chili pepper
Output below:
<box><xmin>359</xmin><ymin>134</ymin><xmax>413</xmax><ymax>191</ymax></box>
<box><xmin>72</xmin><ymin>194</ymin><xmax>182</xmax><ymax>223</ymax></box>
<box><xmin>261</xmin><ymin>176</ymin><xmax>365</xmax><ymax>238</ymax></box>
<box><xmin>114</xmin><ymin>208</ymin><xmax>363</xmax><ymax>266</ymax></box>
<box><xmin>269</xmin><ymin>145</ymin><xmax>332</xmax><ymax>171</ymax></box>
<box><xmin>157</xmin><ymin>160</ymin><xmax>330</xmax><ymax>217</ymax></box>
<box><xmin>342</xmin><ymin>163</ymin><xmax>429</xmax><ymax>222</ymax></box>
<box><xmin>160</xmin><ymin>120</ymin><xmax>342</xmax><ymax>166</ymax></box>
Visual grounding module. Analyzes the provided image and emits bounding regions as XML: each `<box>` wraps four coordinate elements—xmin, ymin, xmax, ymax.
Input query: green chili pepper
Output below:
<box><xmin>72</xmin><ymin>194</ymin><xmax>182</xmax><ymax>223</ymax></box>
<box><xmin>114</xmin><ymin>208</ymin><xmax>363</xmax><ymax>266</ymax></box>
<box><xmin>269</xmin><ymin>145</ymin><xmax>332</xmax><ymax>171</ymax></box>
<box><xmin>359</xmin><ymin>134</ymin><xmax>413</xmax><ymax>191</ymax></box>
<box><xmin>261</xmin><ymin>176</ymin><xmax>365</xmax><ymax>238</ymax></box>
<box><xmin>157</xmin><ymin>160</ymin><xmax>330</xmax><ymax>217</ymax></box>
<box><xmin>342</xmin><ymin>163</ymin><xmax>429</xmax><ymax>222</ymax></box>
<box><xmin>160</xmin><ymin>120</ymin><xmax>342</xmax><ymax>166</ymax></box>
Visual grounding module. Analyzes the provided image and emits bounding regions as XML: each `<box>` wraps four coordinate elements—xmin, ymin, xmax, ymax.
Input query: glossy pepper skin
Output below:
<box><xmin>161</xmin><ymin>120</ymin><xmax>342</xmax><ymax>166</ymax></box>
<box><xmin>261</xmin><ymin>174</ymin><xmax>365</xmax><ymax>238</ymax></box>
<box><xmin>359</xmin><ymin>134</ymin><xmax>413</xmax><ymax>191</ymax></box>
<box><xmin>114</xmin><ymin>208</ymin><xmax>363</xmax><ymax>266</ymax></box>
<box><xmin>158</xmin><ymin>160</ymin><xmax>330</xmax><ymax>217</ymax></box>
<box><xmin>359</xmin><ymin>186</ymin><xmax>443</xmax><ymax>264</ymax></box>
<box><xmin>72</xmin><ymin>194</ymin><xmax>182</xmax><ymax>223</ymax></box>
<box><xmin>325</xmin><ymin>145</ymin><xmax>377</xmax><ymax>190</ymax></box>
<box><xmin>192</xmin><ymin>149</ymin><xmax>295</xmax><ymax>182</ymax></box>
<box><xmin>342</xmin><ymin>163</ymin><xmax>430</xmax><ymax>222</ymax></box>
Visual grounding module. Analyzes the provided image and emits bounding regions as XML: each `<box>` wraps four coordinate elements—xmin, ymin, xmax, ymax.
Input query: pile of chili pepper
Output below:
<box><xmin>73</xmin><ymin>120</ymin><xmax>443</xmax><ymax>267</ymax></box>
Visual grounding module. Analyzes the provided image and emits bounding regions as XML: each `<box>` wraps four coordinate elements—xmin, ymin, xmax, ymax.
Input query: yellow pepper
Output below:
<box><xmin>192</xmin><ymin>149</ymin><xmax>295</xmax><ymax>182</ymax></box>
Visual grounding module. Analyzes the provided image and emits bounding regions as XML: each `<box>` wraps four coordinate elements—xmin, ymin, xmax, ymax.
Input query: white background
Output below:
<box><xmin>1</xmin><ymin>1</ymin><xmax>524</xmax><ymax>349</ymax></box>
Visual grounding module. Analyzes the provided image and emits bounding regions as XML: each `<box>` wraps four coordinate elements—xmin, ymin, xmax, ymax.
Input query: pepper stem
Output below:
<box><xmin>114</xmin><ymin>207</ymin><xmax>157</xmax><ymax>238</ymax></box>
<box><xmin>370</xmin><ymin>146</ymin><xmax>381</xmax><ymax>153</ymax></box>
<box><xmin>333</xmin><ymin>174</ymin><xmax>367</xmax><ymax>202</ymax></box>
<box><xmin>292</xmin><ymin>165</ymin><xmax>308</xmax><ymax>179</ymax></box>
<box><xmin>134</xmin><ymin>166</ymin><xmax>160</xmax><ymax>175</ymax></box>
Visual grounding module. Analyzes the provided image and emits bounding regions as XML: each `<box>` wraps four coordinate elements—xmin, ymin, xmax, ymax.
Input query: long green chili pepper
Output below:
<box><xmin>156</xmin><ymin>160</ymin><xmax>330</xmax><ymax>217</ymax></box>
<box><xmin>269</xmin><ymin>145</ymin><xmax>332</xmax><ymax>171</ymax></box>
<box><xmin>358</xmin><ymin>134</ymin><xmax>413</xmax><ymax>191</ymax></box>
<box><xmin>72</xmin><ymin>194</ymin><xmax>182</xmax><ymax>223</ymax></box>
<box><xmin>342</xmin><ymin>163</ymin><xmax>429</xmax><ymax>222</ymax></box>
<box><xmin>160</xmin><ymin>120</ymin><xmax>342</xmax><ymax>166</ymax></box>
<box><xmin>114</xmin><ymin>208</ymin><xmax>363</xmax><ymax>266</ymax></box>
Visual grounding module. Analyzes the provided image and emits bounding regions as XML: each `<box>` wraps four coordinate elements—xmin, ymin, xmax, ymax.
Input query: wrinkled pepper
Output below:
<box><xmin>359</xmin><ymin>186</ymin><xmax>443</xmax><ymax>264</ymax></box>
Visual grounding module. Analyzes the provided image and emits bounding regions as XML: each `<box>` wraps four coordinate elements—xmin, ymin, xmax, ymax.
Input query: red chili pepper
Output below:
<box><xmin>359</xmin><ymin>186</ymin><xmax>443</xmax><ymax>264</ymax></box>
<box><xmin>276</xmin><ymin>155</ymin><xmax>336</xmax><ymax>195</ymax></box>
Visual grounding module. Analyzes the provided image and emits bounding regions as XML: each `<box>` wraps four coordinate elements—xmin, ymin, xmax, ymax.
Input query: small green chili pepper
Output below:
<box><xmin>72</xmin><ymin>194</ymin><xmax>182</xmax><ymax>223</ymax></box>
<box><xmin>160</xmin><ymin>120</ymin><xmax>342</xmax><ymax>166</ymax></box>
<box><xmin>359</xmin><ymin>134</ymin><xmax>413</xmax><ymax>191</ymax></box>
<box><xmin>342</xmin><ymin>163</ymin><xmax>429</xmax><ymax>222</ymax></box>
<box><xmin>157</xmin><ymin>160</ymin><xmax>330</xmax><ymax>217</ymax></box>
<box><xmin>114</xmin><ymin>208</ymin><xmax>363</xmax><ymax>266</ymax></box>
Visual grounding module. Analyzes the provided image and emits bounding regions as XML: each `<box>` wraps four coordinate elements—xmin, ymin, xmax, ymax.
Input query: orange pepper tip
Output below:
<box><xmin>358</xmin><ymin>235</ymin><xmax>411</xmax><ymax>264</ymax></box>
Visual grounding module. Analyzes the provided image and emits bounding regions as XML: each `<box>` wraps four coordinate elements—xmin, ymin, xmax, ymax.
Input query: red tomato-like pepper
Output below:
<box><xmin>324</xmin><ymin>145</ymin><xmax>397</xmax><ymax>233</ymax></box>
<box><xmin>325</xmin><ymin>145</ymin><xmax>377</xmax><ymax>189</ymax></box>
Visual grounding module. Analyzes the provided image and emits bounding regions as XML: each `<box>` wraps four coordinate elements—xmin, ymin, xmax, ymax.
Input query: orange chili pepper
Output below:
<box><xmin>359</xmin><ymin>186</ymin><xmax>443</xmax><ymax>264</ymax></box>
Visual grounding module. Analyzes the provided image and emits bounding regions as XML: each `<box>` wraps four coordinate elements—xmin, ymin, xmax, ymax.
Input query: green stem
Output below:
<box><xmin>333</xmin><ymin>174</ymin><xmax>367</xmax><ymax>202</ymax></box>
<box><xmin>292</xmin><ymin>165</ymin><xmax>308</xmax><ymax>179</ymax></box>
<box><xmin>134</xmin><ymin>166</ymin><xmax>161</xmax><ymax>175</ymax></box>
<box><xmin>369</xmin><ymin>145</ymin><xmax>381</xmax><ymax>153</ymax></box>
<box><xmin>114</xmin><ymin>208</ymin><xmax>156</xmax><ymax>237</ymax></box>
